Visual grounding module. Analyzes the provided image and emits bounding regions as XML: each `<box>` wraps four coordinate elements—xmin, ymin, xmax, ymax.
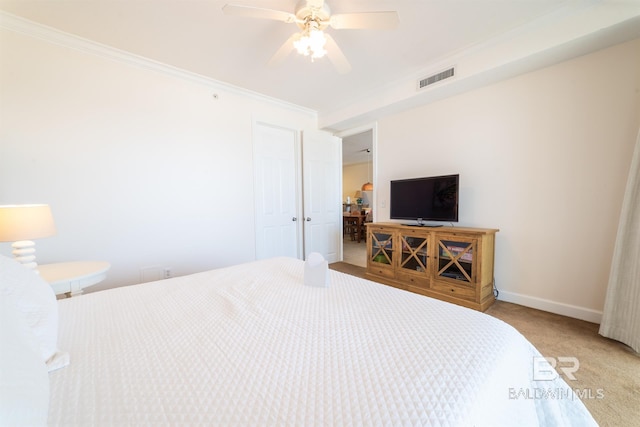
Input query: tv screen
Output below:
<box><xmin>390</xmin><ymin>174</ymin><xmax>459</xmax><ymax>223</ymax></box>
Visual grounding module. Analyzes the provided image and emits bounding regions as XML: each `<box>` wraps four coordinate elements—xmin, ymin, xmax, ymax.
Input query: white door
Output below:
<box><xmin>253</xmin><ymin>122</ymin><xmax>301</xmax><ymax>260</ymax></box>
<box><xmin>302</xmin><ymin>130</ymin><xmax>342</xmax><ymax>262</ymax></box>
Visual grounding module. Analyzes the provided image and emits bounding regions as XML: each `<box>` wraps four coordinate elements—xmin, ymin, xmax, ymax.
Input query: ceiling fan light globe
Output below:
<box><xmin>311</xmin><ymin>48</ymin><xmax>326</xmax><ymax>59</ymax></box>
<box><xmin>293</xmin><ymin>37</ymin><xmax>308</xmax><ymax>54</ymax></box>
<box><xmin>309</xmin><ymin>29</ymin><xmax>326</xmax><ymax>45</ymax></box>
<box><xmin>293</xmin><ymin>28</ymin><xmax>327</xmax><ymax>59</ymax></box>
<box><xmin>308</xmin><ymin>29</ymin><xmax>327</xmax><ymax>58</ymax></box>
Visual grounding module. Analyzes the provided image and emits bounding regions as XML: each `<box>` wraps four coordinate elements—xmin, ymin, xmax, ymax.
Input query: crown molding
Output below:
<box><xmin>0</xmin><ymin>11</ymin><xmax>316</xmax><ymax>117</ymax></box>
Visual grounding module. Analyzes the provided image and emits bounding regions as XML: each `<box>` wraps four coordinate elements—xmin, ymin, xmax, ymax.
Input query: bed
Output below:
<box><xmin>1</xmin><ymin>255</ymin><xmax>596</xmax><ymax>426</ymax></box>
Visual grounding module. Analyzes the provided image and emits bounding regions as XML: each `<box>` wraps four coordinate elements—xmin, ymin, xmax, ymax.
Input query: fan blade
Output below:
<box><xmin>324</xmin><ymin>34</ymin><xmax>351</xmax><ymax>74</ymax></box>
<box><xmin>330</xmin><ymin>11</ymin><xmax>399</xmax><ymax>30</ymax></box>
<box><xmin>267</xmin><ymin>33</ymin><xmax>301</xmax><ymax>68</ymax></box>
<box><xmin>222</xmin><ymin>4</ymin><xmax>296</xmax><ymax>23</ymax></box>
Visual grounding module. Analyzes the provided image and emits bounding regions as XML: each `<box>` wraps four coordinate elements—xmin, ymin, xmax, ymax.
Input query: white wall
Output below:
<box><xmin>376</xmin><ymin>39</ymin><xmax>640</xmax><ymax>322</ymax></box>
<box><xmin>0</xmin><ymin>29</ymin><xmax>316</xmax><ymax>292</ymax></box>
<box><xmin>342</xmin><ymin>162</ymin><xmax>369</xmax><ymax>202</ymax></box>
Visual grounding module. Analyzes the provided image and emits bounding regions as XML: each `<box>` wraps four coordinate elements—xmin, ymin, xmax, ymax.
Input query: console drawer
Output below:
<box><xmin>431</xmin><ymin>280</ymin><xmax>475</xmax><ymax>300</ymax></box>
<box><xmin>395</xmin><ymin>271</ymin><xmax>429</xmax><ymax>289</ymax></box>
<box><xmin>368</xmin><ymin>265</ymin><xmax>395</xmax><ymax>280</ymax></box>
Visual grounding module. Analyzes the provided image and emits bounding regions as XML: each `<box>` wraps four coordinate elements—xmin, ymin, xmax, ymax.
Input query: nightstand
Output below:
<box><xmin>39</xmin><ymin>261</ymin><xmax>111</xmax><ymax>297</ymax></box>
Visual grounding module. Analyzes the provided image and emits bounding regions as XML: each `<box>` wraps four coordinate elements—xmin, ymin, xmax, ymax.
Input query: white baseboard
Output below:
<box><xmin>497</xmin><ymin>291</ymin><xmax>603</xmax><ymax>324</ymax></box>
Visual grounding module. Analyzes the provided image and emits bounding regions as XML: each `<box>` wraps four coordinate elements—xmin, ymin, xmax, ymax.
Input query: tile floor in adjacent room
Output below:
<box><xmin>342</xmin><ymin>237</ymin><xmax>367</xmax><ymax>267</ymax></box>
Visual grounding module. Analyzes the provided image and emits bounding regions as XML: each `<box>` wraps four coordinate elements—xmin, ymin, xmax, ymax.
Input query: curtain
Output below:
<box><xmin>599</xmin><ymin>129</ymin><xmax>640</xmax><ymax>353</ymax></box>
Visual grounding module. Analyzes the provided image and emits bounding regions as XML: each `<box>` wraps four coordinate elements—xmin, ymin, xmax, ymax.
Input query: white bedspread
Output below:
<box><xmin>49</xmin><ymin>257</ymin><xmax>596</xmax><ymax>426</ymax></box>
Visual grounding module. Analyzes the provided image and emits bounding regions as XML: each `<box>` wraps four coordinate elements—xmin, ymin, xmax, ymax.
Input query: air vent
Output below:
<box><xmin>418</xmin><ymin>67</ymin><xmax>455</xmax><ymax>90</ymax></box>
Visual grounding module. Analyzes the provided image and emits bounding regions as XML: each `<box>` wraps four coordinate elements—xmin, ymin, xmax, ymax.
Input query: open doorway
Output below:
<box><xmin>341</xmin><ymin>128</ymin><xmax>374</xmax><ymax>267</ymax></box>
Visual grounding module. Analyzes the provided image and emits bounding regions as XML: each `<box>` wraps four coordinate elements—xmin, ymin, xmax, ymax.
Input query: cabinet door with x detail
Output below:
<box><xmin>399</xmin><ymin>233</ymin><xmax>429</xmax><ymax>273</ymax></box>
<box><xmin>435</xmin><ymin>235</ymin><xmax>477</xmax><ymax>284</ymax></box>
<box><xmin>394</xmin><ymin>229</ymin><xmax>432</xmax><ymax>289</ymax></box>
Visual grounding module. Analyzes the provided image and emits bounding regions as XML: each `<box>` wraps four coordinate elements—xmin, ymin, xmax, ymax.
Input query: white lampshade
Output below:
<box><xmin>0</xmin><ymin>204</ymin><xmax>56</xmax><ymax>241</ymax></box>
<box><xmin>0</xmin><ymin>204</ymin><xmax>56</xmax><ymax>271</ymax></box>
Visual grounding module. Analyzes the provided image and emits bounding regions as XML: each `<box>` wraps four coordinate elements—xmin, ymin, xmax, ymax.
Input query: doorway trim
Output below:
<box><xmin>336</xmin><ymin>122</ymin><xmax>378</xmax><ymax>264</ymax></box>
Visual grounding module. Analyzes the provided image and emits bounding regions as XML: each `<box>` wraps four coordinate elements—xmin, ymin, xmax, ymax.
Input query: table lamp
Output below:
<box><xmin>0</xmin><ymin>204</ymin><xmax>56</xmax><ymax>272</ymax></box>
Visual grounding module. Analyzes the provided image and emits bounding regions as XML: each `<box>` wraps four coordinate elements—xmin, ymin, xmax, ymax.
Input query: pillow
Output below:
<box><xmin>0</xmin><ymin>295</ymin><xmax>50</xmax><ymax>426</ymax></box>
<box><xmin>0</xmin><ymin>255</ymin><xmax>67</xmax><ymax>370</ymax></box>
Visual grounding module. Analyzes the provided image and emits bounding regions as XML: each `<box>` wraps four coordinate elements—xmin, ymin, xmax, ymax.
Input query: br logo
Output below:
<box><xmin>533</xmin><ymin>356</ymin><xmax>579</xmax><ymax>381</ymax></box>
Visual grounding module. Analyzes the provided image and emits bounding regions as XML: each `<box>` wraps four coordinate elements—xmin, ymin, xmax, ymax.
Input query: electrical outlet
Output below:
<box><xmin>163</xmin><ymin>268</ymin><xmax>172</xmax><ymax>279</ymax></box>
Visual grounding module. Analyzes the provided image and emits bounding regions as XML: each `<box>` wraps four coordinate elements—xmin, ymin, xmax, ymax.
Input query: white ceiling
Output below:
<box><xmin>1</xmin><ymin>0</ymin><xmax>639</xmax><ymax>133</ymax></box>
<box><xmin>342</xmin><ymin>130</ymin><xmax>373</xmax><ymax>165</ymax></box>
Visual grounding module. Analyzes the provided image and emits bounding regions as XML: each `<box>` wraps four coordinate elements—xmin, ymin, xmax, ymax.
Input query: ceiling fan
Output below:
<box><xmin>222</xmin><ymin>0</ymin><xmax>399</xmax><ymax>74</ymax></box>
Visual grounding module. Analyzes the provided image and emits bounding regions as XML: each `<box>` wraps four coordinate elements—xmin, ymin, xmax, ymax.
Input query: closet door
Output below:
<box><xmin>253</xmin><ymin>124</ymin><xmax>341</xmax><ymax>262</ymax></box>
<box><xmin>302</xmin><ymin>130</ymin><xmax>342</xmax><ymax>263</ymax></box>
<box><xmin>253</xmin><ymin>122</ymin><xmax>301</xmax><ymax>260</ymax></box>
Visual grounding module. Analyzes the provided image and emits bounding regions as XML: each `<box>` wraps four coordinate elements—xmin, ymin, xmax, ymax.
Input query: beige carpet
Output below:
<box><xmin>330</xmin><ymin>262</ymin><xmax>640</xmax><ymax>427</ymax></box>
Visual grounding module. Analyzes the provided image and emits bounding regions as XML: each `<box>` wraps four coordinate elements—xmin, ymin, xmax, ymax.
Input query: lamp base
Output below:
<box><xmin>12</xmin><ymin>240</ymin><xmax>39</xmax><ymax>273</ymax></box>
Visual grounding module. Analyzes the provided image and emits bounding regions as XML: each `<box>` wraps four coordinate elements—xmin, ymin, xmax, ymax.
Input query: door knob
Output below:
<box><xmin>292</xmin><ymin>217</ymin><xmax>297</xmax><ymax>221</ymax></box>
<box><xmin>306</xmin><ymin>217</ymin><xmax>311</xmax><ymax>221</ymax></box>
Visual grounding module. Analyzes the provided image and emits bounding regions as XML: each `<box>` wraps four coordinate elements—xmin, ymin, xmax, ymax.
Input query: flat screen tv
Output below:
<box><xmin>390</xmin><ymin>174</ymin><xmax>459</xmax><ymax>224</ymax></box>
